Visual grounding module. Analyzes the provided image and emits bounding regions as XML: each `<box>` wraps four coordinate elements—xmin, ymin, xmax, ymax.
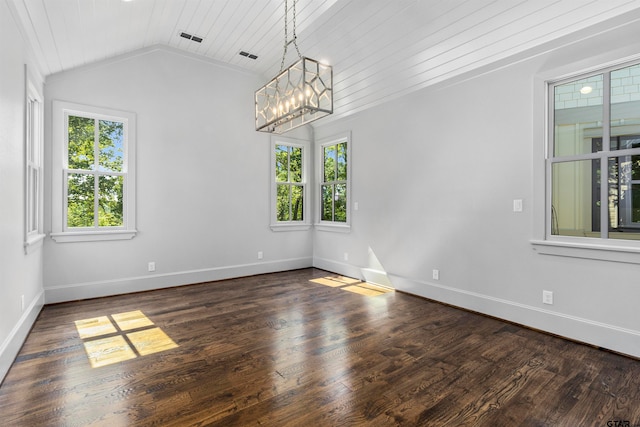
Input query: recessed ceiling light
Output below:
<box><xmin>580</xmin><ymin>86</ymin><xmax>593</xmax><ymax>94</ymax></box>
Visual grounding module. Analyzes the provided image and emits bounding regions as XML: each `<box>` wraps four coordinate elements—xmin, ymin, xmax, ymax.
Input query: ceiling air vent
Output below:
<box><xmin>179</xmin><ymin>31</ymin><xmax>203</xmax><ymax>43</ymax></box>
<box><xmin>239</xmin><ymin>51</ymin><xmax>258</xmax><ymax>60</ymax></box>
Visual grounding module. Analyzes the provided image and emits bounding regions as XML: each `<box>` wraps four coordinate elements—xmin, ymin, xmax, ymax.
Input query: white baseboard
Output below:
<box><xmin>312</xmin><ymin>257</ymin><xmax>364</xmax><ymax>280</ymax></box>
<box><xmin>45</xmin><ymin>257</ymin><xmax>313</xmax><ymax>304</ymax></box>
<box><xmin>388</xmin><ymin>272</ymin><xmax>640</xmax><ymax>359</ymax></box>
<box><xmin>0</xmin><ymin>290</ymin><xmax>44</xmax><ymax>384</ymax></box>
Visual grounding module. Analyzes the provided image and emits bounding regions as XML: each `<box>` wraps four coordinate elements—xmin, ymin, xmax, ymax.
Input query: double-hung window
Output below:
<box><xmin>547</xmin><ymin>61</ymin><xmax>640</xmax><ymax>249</ymax></box>
<box><xmin>317</xmin><ymin>132</ymin><xmax>351</xmax><ymax>231</ymax></box>
<box><xmin>51</xmin><ymin>101</ymin><xmax>136</xmax><ymax>242</ymax></box>
<box><xmin>24</xmin><ymin>73</ymin><xmax>45</xmax><ymax>253</ymax></box>
<box><xmin>270</xmin><ymin>136</ymin><xmax>310</xmax><ymax>231</ymax></box>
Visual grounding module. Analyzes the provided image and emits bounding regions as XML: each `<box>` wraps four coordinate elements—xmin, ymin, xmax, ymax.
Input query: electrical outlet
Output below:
<box><xmin>344</xmin><ymin>252</ymin><xmax>349</xmax><ymax>261</ymax></box>
<box><xmin>21</xmin><ymin>295</ymin><xmax>25</xmax><ymax>312</ymax></box>
<box><xmin>148</xmin><ymin>261</ymin><xmax>156</xmax><ymax>272</ymax></box>
<box><xmin>513</xmin><ymin>199</ymin><xmax>523</xmax><ymax>212</ymax></box>
<box><xmin>542</xmin><ymin>290</ymin><xmax>553</xmax><ymax>305</ymax></box>
<box><xmin>258</xmin><ymin>251</ymin><xmax>263</xmax><ymax>260</ymax></box>
<box><xmin>432</xmin><ymin>269</ymin><xmax>439</xmax><ymax>280</ymax></box>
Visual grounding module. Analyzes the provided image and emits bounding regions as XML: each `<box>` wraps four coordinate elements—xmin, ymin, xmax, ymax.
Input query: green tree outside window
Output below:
<box><xmin>67</xmin><ymin>116</ymin><xmax>124</xmax><ymax>228</ymax></box>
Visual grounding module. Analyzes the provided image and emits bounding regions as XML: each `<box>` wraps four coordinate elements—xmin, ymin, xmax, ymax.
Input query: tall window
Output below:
<box><xmin>276</xmin><ymin>144</ymin><xmax>304</xmax><ymax>222</ymax></box>
<box><xmin>24</xmin><ymin>74</ymin><xmax>45</xmax><ymax>253</ymax></box>
<box><xmin>270</xmin><ymin>136</ymin><xmax>310</xmax><ymax>231</ymax></box>
<box><xmin>66</xmin><ymin>115</ymin><xmax>125</xmax><ymax>228</ymax></box>
<box><xmin>549</xmin><ymin>61</ymin><xmax>640</xmax><ymax>241</ymax></box>
<box><xmin>317</xmin><ymin>132</ymin><xmax>351</xmax><ymax>230</ymax></box>
<box><xmin>51</xmin><ymin>101</ymin><xmax>136</xmax><ymax>242</ymax></box>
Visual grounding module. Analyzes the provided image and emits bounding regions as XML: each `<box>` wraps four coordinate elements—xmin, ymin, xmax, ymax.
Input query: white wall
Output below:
<box><xmin>43</xmin><ymin>47</ymin><xmax>313</xmax><ymax>302</ymax></box>
<box><xmin>313</xmin><ymin>17</ymin><xmax>640</xmax><ymax>358</ymax></box>
<box><xmin>0</xmin><ymin>0</ymin><xmax>45</xmax><ymax>382</ymax></box>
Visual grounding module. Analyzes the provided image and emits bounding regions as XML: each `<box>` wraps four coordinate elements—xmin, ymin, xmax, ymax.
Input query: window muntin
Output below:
<box><xmin>321</xmin><ymin>142</ymin><xmax>348</xmax><ymax>222</ymax></box>
<box><xmin>51</xmin><ymin>101</ymin><xmax>136</xmax><ymax>242</ymax></box>
<box><xmin>65</xmin><ymin>114</ymin><xmax>126</xmax><ymax>229</ymax></box>
<box><xmin>549</xmin><ymin>61</ymin><xmax>640</xmax><ymax>241</ymax></box>
<box><xmin>316</xmin><ymin>132</ymin><xmax>351</xmax><ymax>231</ymax></box>
<box><xmin>275</xmin><ymin>144</ymin><xmax>304</xmax><ymax>222</ymax></box>
<box><xmin>270</xmin><ymin>136</ymin><xmax>310</xmax><ymax>231</ymax></box>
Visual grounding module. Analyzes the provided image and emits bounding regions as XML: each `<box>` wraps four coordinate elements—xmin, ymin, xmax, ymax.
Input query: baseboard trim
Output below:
<box><xmin>0</xmin><ymin>290</ymin><xmax>44</xmax><ymax>385</ymax></box>
<box><xmin>45</xmin><ymin>257</ymin><xmax>313</xmax><ymax>304</ymax></box>
<box><xmin>388</xmin><ymin>272</ymin><xmax>640</xmax><ymax>359</ymax></box>
<box><xmin>312</xmin><ymin>257</ymin><xmax>364</xmax><ymax>280</ymax></box>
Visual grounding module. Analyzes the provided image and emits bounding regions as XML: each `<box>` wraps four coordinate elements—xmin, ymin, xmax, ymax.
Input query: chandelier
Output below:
<box><xmin>255</xmin><ymin>0</ymin><xmax>333</xmax><ymax>134</ymax></box>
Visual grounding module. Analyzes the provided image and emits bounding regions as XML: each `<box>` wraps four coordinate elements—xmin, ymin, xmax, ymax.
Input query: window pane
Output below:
<box><xmin>276</xmin><ymin>184</ymin><xmax>290</xmax><ymax>221</ymax></box>
<box><xmin>29</xmin><ymin>168</ymin><xmax>38</xmax><ymax>232</ymax></box>
<box><xmin>98</xmin><ymin>120</ymin><xmax>124</xmax><ymax>172</ymax></box>
<box><xmin>324</xmin><ymin>146</ymin><xmax>336</xmax><ymax>182</ymax></box>
<box><xmin>551</xmin><ymin>160</ymin><xmax>599</xmax><ymax>237</ymax></box>
<box><xmin>611</xmin><ymin>64</ymin><xmax>640</xmax><ymax>143</ymax></box>
<box><xmin>321</xmin><ymin>184</ymin><xmax>333</xmax><ymax>221</ymax></box>
<box><xmin>291</xmin><ymin>185</ymin><xmax>303</xmax><ymax>221</ymax></box>
<box><xmin>98</xmin><ymin>175</ymin><xmax>124</xmax><ymax>226</ymax></box>
<box><xmin>553</xmin><ymin>75</ymin><xmax>603</xmax><ymax>157</ymax></box>
<box><xmin>608</xmin><ymin>155</ymin><xmax>640</xmax><ymax>237</ymax></box>
<box><xmin>334</xmin><ymin>183</ymin><xmax>347</xmax><ymax>222</ymax></box>
<box><xmin>337</xmin><ymin>142</ymin><xmax>347</xmax><ymax>181</ymax></box>
<box><xmin>27</xmin><ymin>167</ymin><xmax>34</xmax><ymax>232</ymax></box>
<box><xmin>68</xmin><ymin>173</ymin><xmax>95</xmax><ymax>227</ymax></box>
<box><xmin>290</xmin><ymin>146</ymin><xmax>302</xmax><ymax>183</ymax></box>
<box><xmin>275</xmin><ymin>145</ymin><xmax>289</xmax><ymax>182</ymax></box>
<box><xmin>68</xmin><ymin>116</ymin><xmax>95</xmax><ymax>170</ymax></box>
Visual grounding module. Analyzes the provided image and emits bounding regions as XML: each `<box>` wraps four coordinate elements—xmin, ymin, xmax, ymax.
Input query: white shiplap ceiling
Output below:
<box><xmin>9</xmin><ymin>0</ymin><xmax>640</xmax><ymax>122</ymax></box>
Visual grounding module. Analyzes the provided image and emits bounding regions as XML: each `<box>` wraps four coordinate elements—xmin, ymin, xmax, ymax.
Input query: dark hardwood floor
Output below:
<box><xmin>1</xmin><ymin>268</ymin><xmax>639</xmax><ymax>426</ymax></box>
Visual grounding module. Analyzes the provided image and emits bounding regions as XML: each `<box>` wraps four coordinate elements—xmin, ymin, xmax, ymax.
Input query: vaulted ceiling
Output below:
<box><xmin>9</xmin><ymin>0</ymin><xmax>640</xmax><ymax>122</ymax></box>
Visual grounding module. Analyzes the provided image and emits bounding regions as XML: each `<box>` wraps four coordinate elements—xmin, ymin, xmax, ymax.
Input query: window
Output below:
<box><xmin>547</xmin><ymin>61</ymin><xmax>640</xmax><ymax>246</ymax></box>
<box><xmin>270</xmin><ymin>136</ymin><xmax>310</xmax><ymax>231</ymax></box>
<box><xmin>317</xmin><ymin>132</ymin><xmax>351</xmax><ymax>231</ymax></box>
<box><xmin>24</xmin><ymin>73</ymin><xmax>45</xmax><ymax>253</ymax></box>
<box><xmin>51</xmin><ymin>101</ymin><xmax>136</xmax><ymax>242</ymax></box>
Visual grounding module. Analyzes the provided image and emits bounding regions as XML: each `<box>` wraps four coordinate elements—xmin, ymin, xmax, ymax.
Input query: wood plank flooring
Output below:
<box><xmin>1</xmin><ymin>268</ymin><xmax>639</xmax><ymax>426</ymax></box>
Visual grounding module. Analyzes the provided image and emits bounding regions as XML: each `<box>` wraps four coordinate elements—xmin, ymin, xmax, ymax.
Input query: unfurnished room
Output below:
<box><xmin>2</xmin><ymin>0</ymin><xmax>640</xmax><ymax>425</ymax></box>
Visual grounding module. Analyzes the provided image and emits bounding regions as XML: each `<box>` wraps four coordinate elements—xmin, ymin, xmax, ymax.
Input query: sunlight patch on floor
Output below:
<box><xmin>83</xmin><ymin>335</ymin><xmax>137</xmax><ymax>368</ymax></box>
<box><xmin>128</xmin><ymin>327</ymin><xmax>178</xmax><ymax>356</ymax></box>
<box><xmin>74</xmin><ymin>316</ymin><xmax>118</xmax><ymax>339</ymax></box>
<box><xmin>310</xmin><ymin>276</ymin><xmax>392</xmax><ymax>297</ymax></box>
<box><xmin>112</xmin><ymin>310</ymin><xmax>155</xmax><ymax>331</ymax></box>
<box><xmin>75</xmin><ymin>310</ymin><xmax>177</xmax><ymax>368</ymax></box>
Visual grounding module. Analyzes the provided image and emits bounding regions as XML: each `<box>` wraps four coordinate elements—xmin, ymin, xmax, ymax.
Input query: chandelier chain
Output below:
<box><xmin>280</xmin><ymin>0</ymin><xmax>302</xmax><ymax>72</ymax></box>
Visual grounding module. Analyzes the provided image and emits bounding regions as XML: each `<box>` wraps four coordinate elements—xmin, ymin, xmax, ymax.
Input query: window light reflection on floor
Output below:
<box><xmin>310</xmin><ymin>276</ymin><xmax>392</xmax><ymax>296</ymax></box>
<box><xmin>75</xmin><ymin>310</ymin><xmax>178</xmax><ymax>368</ymax></box>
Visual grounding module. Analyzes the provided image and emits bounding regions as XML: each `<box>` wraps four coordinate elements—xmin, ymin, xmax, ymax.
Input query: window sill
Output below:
<box><xmin>531</xmin><ymin>238</ymin><xmax>640</xmax><ymax>264</ymax></box>
<box><xmin>51</xmin><ymin>230</ymin><xmax>137</xmax><ymax>243</ymax></box>
<box><xmin>24</xmin><ymin>233</ymin><xmax>46</xmax><ymax>254</ymax></box>
<box><xmin>270</xmin><ymin>223</ymin><xmax>312</xmax><ymax>232</ymax></box>
<box><xmin>315</xmin><ymin>223</ymin><xmax>351</xmax><ymax>233</ymax></box>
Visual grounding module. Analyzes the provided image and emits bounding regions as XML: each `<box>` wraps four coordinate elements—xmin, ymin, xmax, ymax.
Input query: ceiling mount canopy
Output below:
<box><xmin>255</xmin><ymin>0</ymin><xmax>333</xmax><ymax>134</ymax></box>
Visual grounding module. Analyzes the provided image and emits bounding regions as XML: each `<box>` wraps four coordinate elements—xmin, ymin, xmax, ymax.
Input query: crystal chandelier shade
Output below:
<box><xmin>255</xmin><ymin>0</ymin><xmax>333</xmax><ymax>134</ymax></box>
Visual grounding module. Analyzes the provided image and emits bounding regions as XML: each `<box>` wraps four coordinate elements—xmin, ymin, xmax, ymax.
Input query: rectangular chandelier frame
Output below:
<box><xmin>255</xmin><ymin>57</ymin><xmax>333</xmax><ymax>134</ymax></box>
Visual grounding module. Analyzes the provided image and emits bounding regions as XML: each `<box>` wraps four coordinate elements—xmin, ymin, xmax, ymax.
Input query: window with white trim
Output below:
<box><xmin>548</xmin><ymin>60</ymin><xmax>640</xmax><ymax>244</ymax></box>
<box><xmin>24</xmin><ymin>74</ymin><xmax>45</xmax><ymax>253</ymax></box>
<box><xmin>270</xmin><ymin>136</ymin><xmax>310</xmax><ymax>231</ymax></box>
<box><xmin>316</xmin><ymin>132</ymin><xmax>351</xmax><ymax>231</ymax></box>
<box><xmin>51</xmin><ymin>101</ymin><xmax>136</xmax><ymax>242</ymax></box>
